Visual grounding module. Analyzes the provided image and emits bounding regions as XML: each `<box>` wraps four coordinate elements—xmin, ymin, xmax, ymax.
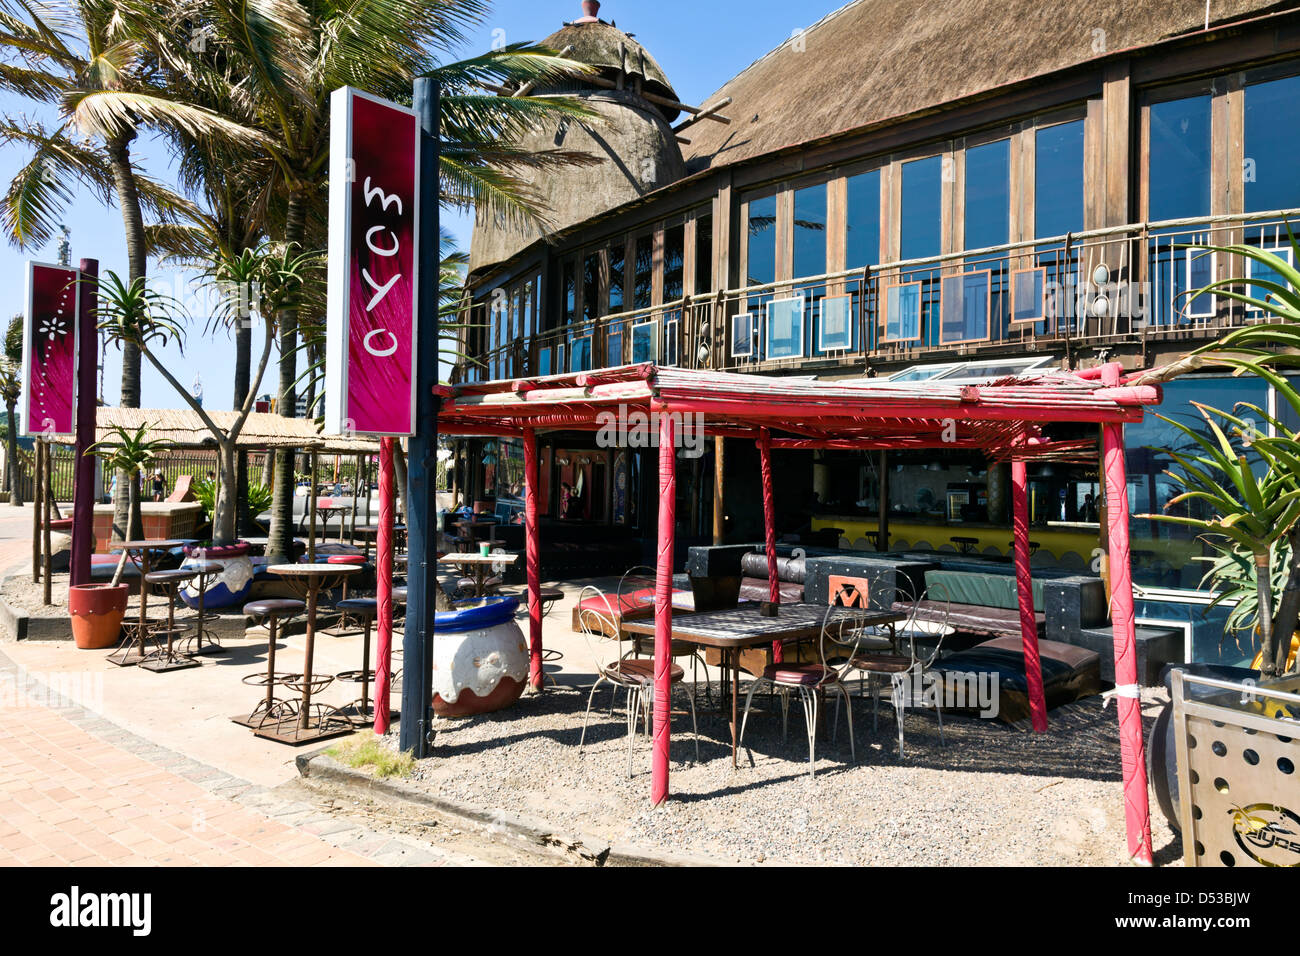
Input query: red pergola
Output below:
<box><xmin>436</xmin><ymin>361</ymin><xmax>1161</xmax><ymax>864</ymax></box>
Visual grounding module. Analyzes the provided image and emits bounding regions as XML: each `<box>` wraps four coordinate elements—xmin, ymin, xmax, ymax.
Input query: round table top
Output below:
<box><xmin>119</xmin><ymin>539</ymin><xmax>188</xmax><ymax>551</ymax></box>
<box><xmin>185</xmin><ymin>560</ymin><xmax>227</xmax><ymax>574</ymax></box>
<box><xmin>267</xmin><ymin>563</ymin><xmax>362</xmax><ymax>578</ymax></box>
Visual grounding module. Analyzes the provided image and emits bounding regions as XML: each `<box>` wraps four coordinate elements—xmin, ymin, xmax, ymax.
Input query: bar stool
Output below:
<box><xmin>139</xmin><ymin>569</ymin><xmax>201</xmax><ymax>673</ymax></box>
<box><xmin>320</xmin><ymin>554</ymin><xmax>368</xmax><ymax>636</ymax></box>
<box><xmin>177</xmin><ymin>560</ymin><xmax>226</xmax><ymax>657</ymax></box>
<box><xmin>233</xmin><ymin>598</ymin><xmax>306</xmax><ymax>729</ymax></box>
<box><xmin>334</xmin><ymin>598</ymin><xmax>382</xmax><ymax>723</ymax></box>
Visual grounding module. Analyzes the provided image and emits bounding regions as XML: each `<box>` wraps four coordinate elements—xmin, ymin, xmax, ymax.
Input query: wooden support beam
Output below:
<box><xmin>672</xmin><ymin>97</ymin><xmax>734</xmax><ymax>133</ymax></box>
<box><xmin>514</xmin><ymin>46</ymin><xmax>574</xmax><ymax>97</ymax></box>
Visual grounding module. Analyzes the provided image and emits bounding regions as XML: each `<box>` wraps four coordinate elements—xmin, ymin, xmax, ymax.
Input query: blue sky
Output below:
<box><xmin>0</xmin><ymin>0</ymin><xmax>833</xmax><ymax>410</ymax></box>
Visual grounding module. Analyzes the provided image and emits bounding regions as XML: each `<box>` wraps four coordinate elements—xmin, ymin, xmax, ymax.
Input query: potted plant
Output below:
<box><xmin>68</xmin><ymin>582</ymin><xmax>129</xmax><ymax>649</ymax></box>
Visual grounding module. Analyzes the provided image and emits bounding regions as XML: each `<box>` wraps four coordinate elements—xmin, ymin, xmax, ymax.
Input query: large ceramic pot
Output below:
<box><xmin>68</xmin><ymin>584</ymin><xmax>128</xmax><ymax>650</ymax></box>
<box><xmin>180</xmin><ymin>541</ymin><xmax>254</xmax><ymax>610</ymax></box>
<box><xmin>433</xmin><ymin>595</ymin><xmax>529</xmax><ymax>717</ymax></box>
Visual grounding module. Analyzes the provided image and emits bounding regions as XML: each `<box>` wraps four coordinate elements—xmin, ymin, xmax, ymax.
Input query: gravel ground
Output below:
<box><xmin>397</xmin><ymin>680</ymin><xmax>1180</xmax><ymax>866</ymax></box>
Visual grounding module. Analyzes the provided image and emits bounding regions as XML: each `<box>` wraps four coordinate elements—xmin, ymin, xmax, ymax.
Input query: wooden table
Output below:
<box><xmin>107</xmin><ymin>540</ymin><xmax>188</xmax><ymax>667</ymax></box>
<box><xmin>437</xmin><ymin>551</ymin><xmax>519</xmax><ymax>597</ymax></box>
<box><xmin>355</xmin><ymin>524</ymin><xmax>407</xmax><ymax>559</ymax></box>
<box><xmin>622</xmin><ymin>603</ymin><xmax>906</xmax><ymax>768</ymax></box>
<box><xmin>261</xmin><ymin>563</ymin><xmax>361</xmax><ymax>745</ymax></box>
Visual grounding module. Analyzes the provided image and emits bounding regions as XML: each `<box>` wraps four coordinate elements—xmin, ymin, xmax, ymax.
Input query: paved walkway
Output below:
<box><xmin>0</xmin><ymin>652</ymin><xmax>459</xmax><ymax>866</ymax></box>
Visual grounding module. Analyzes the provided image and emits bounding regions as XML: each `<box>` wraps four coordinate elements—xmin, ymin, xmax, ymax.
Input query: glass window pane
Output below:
<box><xmin>1035</xmin><ymin>120</ymin><xmax>1084</xmax><ymax>237</ymax></box>
<box><xmin>633</xmin><ymin>235</ymin><xmax>653</xmax><ymax>309</ymax></box>
<box><xmin>885</xmin><ymin>283</ymin><xmax>922</xmax><ymax>340</ymax></box>
<box><xmin>631</xmin><ymin>322</ymin><xmax>657</xmax><ymax>362</ymax></box>
<box><xmin>746</xmin><ymin>194</ymin><xmax>777</xmax><ymax>286</ymax></box>
<box><xmin>1148</xmin><ymin>95</ymin><xmax>1212</xmax><ymax>221</ymax></box>
<box><xmin>793</xmin><ymin>183</ymin><xmax>828</xmax><ymax>279</ymax></box>
<box><xmin>940</xmin><ymin>271</ymin><xmax>991</xmax><ymax>343</ymax></box>
<box><xmin>964</xmin><ymin>139</ymin><xmax>1010</xmax><ymax>250</ymax></box>
<box><xmin>846</xmin><ymin>169</ymin><xmax>881</xmax><ymax>270</ymax></box>
<box><xmin>901</xmin><ymin>156</ymin><xmax>942</xmax><ymax>260</ymax></box>
<box><xmin>694</xmin><ymin>214</ymin><xmax>713</xmax><ymax>292</ymax></box>
<box><xmin>664</xmin><ymin>224</ymin><xmax>685</xmax><ymax>301</ymax></box>
<box><xmin>562</xmin><ymin>260</ymin><xmax>576</xmax><ymax>324</ymax></box>
<box><xmin>819</xmin><ymin>294</ymin><xmax>852</xmax><ymax>351</ymax></box>
<box><xmin>608</xmin><ymin>243</ymin><xmax>625</xmax><ymax>312</ymax></box>
<box><xmin>1126</xmin><ymin>376</ymin><xmax>1269</xmax><ymax>589</ymax></box>
<box><xmin>766</xmin><ymin>298</ymin><xmax>804</xmax><ymax>359</ymax></box>
<box><xmin>1245</xmin><ymin>73</ymin><xmax>1300</xmax><ymax>213</ymax></box>
<box><xmin>582</xmin><ymin>252</ymin><xmax>600</xmax><ymax>322</ymax></box>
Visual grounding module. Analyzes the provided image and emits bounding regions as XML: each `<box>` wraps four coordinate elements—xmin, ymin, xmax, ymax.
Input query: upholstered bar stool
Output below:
<box><xmin>233</xmin><ymin>598</ymin><xmax>306</xmax><ymax>729</ymax></box>
<box><xmin>334</xmin><ymin>598</ymin><xmax>382</xmax><ymax>723</ymax></box>
<box><xmin>139</xmin><ymin>569</ymin><xmax>202</xmax><ymax>672</ymax></box>
<box><xmin>177</xmin><ymin>560</ymin><xmax>226</xmax><ymax>657</ymax></box>
<box><xmin>320</xmin><ymin>554</ymin><xmax>368</xmax><ymax>636</ymax></box>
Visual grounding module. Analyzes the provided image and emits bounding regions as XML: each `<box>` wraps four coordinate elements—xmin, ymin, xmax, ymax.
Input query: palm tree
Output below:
<box><xmin>70</xmin><ymin>0</ymin><xmax>597</xmax><ymax>559</ymax></box>
<box><xmin>86</xmin><ymin>423</ymin><xmax>167</xmax><ymax>541</ymax></box>
<box><xmin>1</xmin><ymin>313</ymin><xmax>22</xmax><ymax>506</ymax></box>
<box><xmin>95</xmin><ymin>246</ymin><xmax>313</xmax><ymax>545</ymax></box>
<box><xmin>0</xmin><ymin>0</ymin><xmax>234</xmax><ymax>540</ymax></box>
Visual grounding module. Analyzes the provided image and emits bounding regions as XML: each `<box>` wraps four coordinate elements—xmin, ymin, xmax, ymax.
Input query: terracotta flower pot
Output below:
<box><xmin>68</xmin><ymin>584</ymin><xmax>129</xmax><ymax>650</ymax></box>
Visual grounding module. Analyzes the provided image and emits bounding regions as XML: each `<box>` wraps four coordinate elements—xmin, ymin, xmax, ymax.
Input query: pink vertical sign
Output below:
<box><xmin>324</xmin><ymin>87</ymin><xmax>420</xmax><ymax>438</ymax></box>
<box><xmin>21</xmin><ymin>262</ymin><xmax>79</xmax><ymax>438</ymax></box>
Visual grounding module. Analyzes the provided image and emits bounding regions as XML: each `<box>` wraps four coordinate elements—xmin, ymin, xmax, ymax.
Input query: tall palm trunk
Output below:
<box><xmin>127</xmin><ymin>469</ymin><xmax>143</xmax><ymax>541</ymax></box>
<box><xmin>106</xmin><ymin>131</ymin><xmax>146</xmax><ymax>543</ymax></box>
<box><xmin>5</xmin><ymin>398</ymin><xmax>21</xmax><ymax>506</ymax></box>
<box><xmin>265</xmin><ymin>188</ymin><xmax>306</xmax><ymax>560</ymax></box>
<box><xmin>213</xmin><ymin>441</ymin><xmax>238</xmax><ymax>544</ymax></box>
<box><xmin>233</xmin><ymin>321</ymin><xmax>251</xmax><ymax>536</ymax></box>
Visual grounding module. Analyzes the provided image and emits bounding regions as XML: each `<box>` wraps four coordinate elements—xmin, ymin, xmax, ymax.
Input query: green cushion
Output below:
<box><xmin>924</xmin><ymin>569</ymin><xmax>1043</xmax><ymax>612</ymax></box>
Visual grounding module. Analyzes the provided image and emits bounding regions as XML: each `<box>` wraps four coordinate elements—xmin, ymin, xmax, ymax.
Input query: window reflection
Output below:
<box><xmin>846</xmin><ymin>169</ymin><xmax>881</xmax><ymax>270</ymax></box>
<box><xmin>1149</xmin><ymin>95</ymin><xmax>1212</xmax><ymax>221</ymax></box>
<box><xmin>1035</xmin><ymin>120</ymin><xmax>1084</xmax><ymax>237</ymax></box>
<box><xmin>747</xmin><ymin>194</ymin><xmax>777</xmax><ymax>286</ymax></box>
<box><xmin>1245</xmin><ymin>73</ymin><xmax>1300</xmax><ymax>213</ymax></box>
<box><xmin>633</xmin><ymin>235</ymin><xmax>653</xmax><ymax>310</ymax></box>
<box><xmin>793</xmin><ymin>183</ymin><xmax>827</xmax><ymax>279</ymax></box>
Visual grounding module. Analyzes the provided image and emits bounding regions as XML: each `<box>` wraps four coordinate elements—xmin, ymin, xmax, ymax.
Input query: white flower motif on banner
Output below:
<box><xmin>38</xmin><ymin>313</ymin><xmax>67</xmax><ymax>341</ymax></box>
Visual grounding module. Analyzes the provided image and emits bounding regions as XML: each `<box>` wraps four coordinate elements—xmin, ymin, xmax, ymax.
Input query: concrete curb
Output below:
<box><xmin>296</xmin><ymin>749</ymin><xmax>718</xmax><ymax>867</ymax></box>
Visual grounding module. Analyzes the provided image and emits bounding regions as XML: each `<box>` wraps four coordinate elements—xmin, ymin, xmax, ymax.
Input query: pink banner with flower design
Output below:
<box><xmin>324</xmin><ymin>87</ymin><xmax>420</xmax><ymax>437</ymax></box>
<box><xmin>21</xmin><ymin>262</ymin><xmax>79</xmax><ymax>438</ymax></box>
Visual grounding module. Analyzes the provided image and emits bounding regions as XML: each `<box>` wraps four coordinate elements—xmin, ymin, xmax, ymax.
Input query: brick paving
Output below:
<box><xmin>0</xmin><ymin>651</ymin><xmax>453</xmax><ymax>866</ymax></box>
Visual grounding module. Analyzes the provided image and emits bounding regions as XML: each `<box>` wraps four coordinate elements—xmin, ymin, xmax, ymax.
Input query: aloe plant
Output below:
<box><xmin>1150</xmin><ymin>226</ymin><xmax>1300</xmax><ymax>675</ymax></box>
<box><xmin>1139</xmin><ymin>400</ymin><xmax>1300</xmax><ymax>677</ymax></box>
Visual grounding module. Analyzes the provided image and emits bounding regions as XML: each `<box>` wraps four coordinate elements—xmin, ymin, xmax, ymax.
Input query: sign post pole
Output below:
<box><xmin>400</xmin><ymin>77</ymin><xmax>440</xmax><ymax>758</ymax></box>
<box><xmin>70</xmin><ymin>259</ymin><xmax>98</xmax><ymax>587</ymax></box>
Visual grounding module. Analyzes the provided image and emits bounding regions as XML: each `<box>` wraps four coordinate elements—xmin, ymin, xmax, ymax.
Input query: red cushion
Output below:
<box><xmin>327</xmin><ymin>555</ymin><xmax>366</xmax><ymax>565</ymax></box>
<box><xmin>578</xmin><ymin>587</ymin><xmax>655</xmax><ymax>618</ymax></box>
<box><xmin>762</xmin><ymin>663</ymin><xmax>838</xmax><ymax>686</ymax></box>
<box><xmin>612</xmin><ymin>658</ymin><xmax>684</xmax><ymax>683</ymax></box>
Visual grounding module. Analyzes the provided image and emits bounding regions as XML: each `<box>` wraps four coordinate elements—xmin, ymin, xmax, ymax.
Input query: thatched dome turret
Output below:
<box><xmin>469</xmin><ymin>2</ymin><xmax>686</xmax><ymax>278</ymax></box>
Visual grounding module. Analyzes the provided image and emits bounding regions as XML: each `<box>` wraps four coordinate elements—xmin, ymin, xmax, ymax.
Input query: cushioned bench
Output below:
<box><xmin>929</xmin><ymin>636</ymin><xmax>1101</xmax><ymax>723</ymax></box>
<box><xmin>570</xmin><ymin>584</ymin><xmax>694</xmax><ymax>637</ymax></box>
<box><xmin>737</xmin><ymin>552</ymin><xmax>807</xmax><ymax>603</ymax></box>
<box><xmin>902</xmin><ymin>568</ymin><xmax>1046</xmax><ymax>640</ymax></box>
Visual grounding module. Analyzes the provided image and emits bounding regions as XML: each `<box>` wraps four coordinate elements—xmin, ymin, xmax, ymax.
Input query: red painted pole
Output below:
<box><xmin>1010</xmin><ymin>456</ymin><xmax>1048</xmax><ymax>732</ymax></box>
<box><xmin>651</xmin><ymin>412</ymin><xmax>676</xmax><ymax>806</ymax></box>
<box><xmin>1102</xmin><ymin>418</ymin><xmax>1154</xmax><ymax>864</ymax></box>
<box><xmin>69</xmin><ymin>259</ymin><xmax>98</xmax><ymax>587</ymax></box>
<box><xmin>373</xmin><ymin>437</ymin><xmax>395</xmax><ymax>735</ymax></box>
<box><xmin>524</xmin><ymin>427</ymin><xmax>543</xmax><ymax>691</ymax></box>
<box><xmin>759</xmin><ymin>427</ymin><xmax>782</xmax><ymax>662</ymax></box>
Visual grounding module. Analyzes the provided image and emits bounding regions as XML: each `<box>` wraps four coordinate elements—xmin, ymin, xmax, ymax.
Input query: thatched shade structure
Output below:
<box><xmin>469</xmin><ymin>2</ymin><xmax>686</xmax><ymax>275</ymax></box>
<box><xmin>95</xmin><ymin>407</ymin><xmax>380</xmax><ymax>455</ymax></box>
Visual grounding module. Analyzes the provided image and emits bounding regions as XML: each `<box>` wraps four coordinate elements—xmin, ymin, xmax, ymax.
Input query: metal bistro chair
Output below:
<box><xmin>618</xmin><ymin>565</ymin><xmax>713</xmax><ymax>707</ymax></box>
<box><xmin>738</xmin><ymin>603</ymin><xmax>867</xmax><ymax>777</ymax></box>
<box><xmin>576</xmin><ymin>586</ymin><xmax>698</xmax><ymax>777</ymax></box>
<box><xmin>847</xmin><ymin>583</ymin><xmax>953</xmax><ymax>758</ymax></box>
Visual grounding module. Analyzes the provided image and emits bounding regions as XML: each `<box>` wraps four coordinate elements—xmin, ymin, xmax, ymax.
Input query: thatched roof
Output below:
<box><xmin>96</xmin><ymin>407</ymin><xmax>380</xmax><ymax>454</ymax></box>
<box><xmin>540</xmin><ymin>20</ymin><xmax>678</xmax><ymax>113</ymax></box>
<box><xmin>682</xmin><ymin>0</ymin><xmax>1296</xmax><ymax>171</ymax></box>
